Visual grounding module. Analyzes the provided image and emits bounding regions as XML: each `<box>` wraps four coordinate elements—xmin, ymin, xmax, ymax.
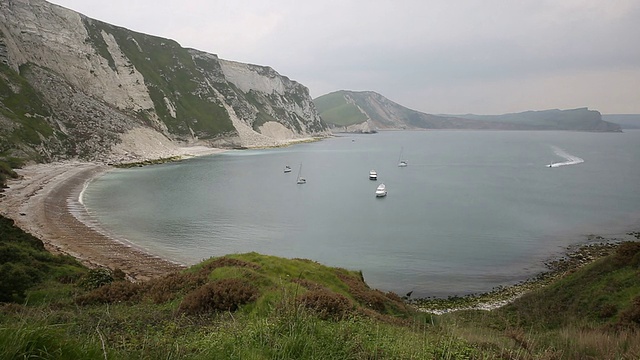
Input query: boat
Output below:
<box><xmin>296</xmin><ymin>164</ymin><xmax>306</xmax><ymax>184</ymax></box>
<box><xmin>369</xmin><ymin>170</ymin><xmax>378</xmax><ymax>180</ymax></box>
<box><xmin>375</xmin><ymin>183</ymin><xmax>387</xmax><ymax>197</ymax></box>
<box><xmin>284</xmin><ymin>165</ymin><xmax>292</xmax><ymax>173</ymax></box>
<box><xmin>398</xmin><ymin>147</ymin><xmax>408</xmax><ymax>167</ymax></box>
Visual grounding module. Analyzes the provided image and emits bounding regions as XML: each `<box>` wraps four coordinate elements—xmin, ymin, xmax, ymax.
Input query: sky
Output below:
<box><xmin>48</xmin><ymin>0</ymin><xmax>640</xmax><ymax>115</ymax></box>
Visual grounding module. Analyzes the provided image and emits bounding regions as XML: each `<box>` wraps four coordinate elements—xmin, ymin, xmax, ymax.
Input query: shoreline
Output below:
<box><xmin>414</xmin><ymin>237</ymin><xmax>638</xmax><ymax>314</ymax></box>
<box><xmin>0</xmin><ymin>140</ymin><xmax>320</xmax><ymax>281</ymax></box>
<box><xmin>0</xmin><ymin>161</ymin><xmax>186</xmax><ymax>281</ymax></box>
<box><xmin>0</xmin><ymin>144</ymin><xmax>229</xmax><ymax>281</ymax></box>
<box><xmin>1</xmin><ymin>142</ymin><xmax>638</xmax><ymax>302</ymax></box>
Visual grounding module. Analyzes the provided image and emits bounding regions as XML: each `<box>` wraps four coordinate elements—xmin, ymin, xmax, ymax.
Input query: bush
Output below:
<box><xmin>614</xmin><ymin>241</ymin><xmax>640</xmax><ymax>267</ymax></box>
<box><xmin>619</xmin><ymin>296</ymin><xmax>640</xmax><ymax>327</ymax></box>
<box><xmin>298</xmin><ymin>289</ymin><xmax>352</xmax><ymax>320</ymax></box>
<box><xmin>76</xmin><ymin>280</ymin><xmax>142</xmax><ymax>305</ymax></box>
<box><xmin>291</xmin><ymin>278</ymin><xmax>327</xmax><ymax>292</ymax></box>
<box><xmin>178</xmin><ymin>278</ymin><xmax>258</xmax><ymax>314</ymax></box>
<box><xmin>0</xmin><ymin>262</ymin><xmax>40</xmax><ymax>302</ymax></box>
<box><xmin>146</xmin><ymin>271</ymin><xmax>208</xmax><ymax>304</ymax></box>
<box><xmin>199</xmin><ymin>257</ymin><xmax>260</xmax><ymax>274</ymax></box>
<box><xmin>334</xmin><ymin>271</ymin><xmax>412</xmax><ymax>318</ymax></box>
<box><xmin>78</xmin><ymin>268</ymin><xmax>114</xmax><ymax>290</ymax></box>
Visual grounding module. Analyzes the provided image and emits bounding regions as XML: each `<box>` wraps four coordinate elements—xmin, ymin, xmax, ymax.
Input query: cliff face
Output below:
<box><xmin>0</xmin><ymin>0</ymin><xmax>328</xmax><ymax>163</ymax></box>
<box><xmin>315</xmin><ymin>91</ymin><xmax>622</xmax><ymax>132</ymax></box>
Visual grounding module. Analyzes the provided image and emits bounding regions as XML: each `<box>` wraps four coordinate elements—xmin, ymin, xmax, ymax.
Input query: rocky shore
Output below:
<box><xmin>414</xmin><ymin>238</ymin><xmax>638</xmax><ymax>314</ymax></box>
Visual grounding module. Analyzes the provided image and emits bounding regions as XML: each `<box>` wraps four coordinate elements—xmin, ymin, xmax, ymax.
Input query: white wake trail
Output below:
<box><xmin>547</xmin><ymin>145</ymin><xmax>584</xmax><ymax>167</ymax></box>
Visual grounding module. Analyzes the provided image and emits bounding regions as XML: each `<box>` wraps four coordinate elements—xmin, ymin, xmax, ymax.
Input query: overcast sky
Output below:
<box><xmin>49</xmin><ymin>0</ymin><xmax>639</xmax><ymax>115</ymax></box>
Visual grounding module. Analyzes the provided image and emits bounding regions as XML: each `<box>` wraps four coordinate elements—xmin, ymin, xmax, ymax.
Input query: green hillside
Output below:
<box><xmin>314</xmin><ymin>91</ymin><xmax>368</xmax><ymax>126</ymax></box>
<box><xmin>447</xmin><ymin>108</ymin><xmax>621</xmax><ymax>131</ymax></box>
<box><xmin>1</xmin><ymin>213</ymin><xmax>639</xmax><ymax>359</ymax></box>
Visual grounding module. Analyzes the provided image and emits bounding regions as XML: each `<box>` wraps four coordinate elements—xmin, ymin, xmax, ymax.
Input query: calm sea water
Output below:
<box><xmin>81</xmin><ymin>131</ymin><xmax>640</xmax><ymax>297</ymax></box>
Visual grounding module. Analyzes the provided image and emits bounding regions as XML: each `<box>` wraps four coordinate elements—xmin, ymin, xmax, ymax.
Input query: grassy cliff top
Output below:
<box><xmin>1</xmin><ymin>214</ymin><xmax>639</xmax><ymax>359</ymax></box>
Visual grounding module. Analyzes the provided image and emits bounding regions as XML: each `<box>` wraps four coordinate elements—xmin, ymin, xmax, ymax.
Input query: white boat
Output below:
<box><xmin>296</xmin><ymin>164</ymin><xmax>306</xmax><ymax>184</ymax></box>
<box><xmin>398</xmin><ymin>147</ymin><xmax>408</xmax><ymax>167</ymax></box>
<box><xmin>284</xmin><ymin>165</ymin><xmax>292</xmax><ymax>173</ymax></box>
<box><xmin>369</xmin><ymin>170</ymin><xmax>378</xmax><ymax>180</ymax></box>
<box><xmin>375</xmin><ymin>183</ymin><xmax>387</xmax><ymax>197</ymax></box>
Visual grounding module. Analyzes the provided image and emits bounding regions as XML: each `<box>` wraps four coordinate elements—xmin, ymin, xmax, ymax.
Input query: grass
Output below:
<box><xmin>1</xmin><ymin>214</ymin><xmax>640</xmax><ymax>359</ymax></box>
<box><xmin>314</xmin><ymin>91</ymin><xmax>368</xmax><ymax>126</ymax></box>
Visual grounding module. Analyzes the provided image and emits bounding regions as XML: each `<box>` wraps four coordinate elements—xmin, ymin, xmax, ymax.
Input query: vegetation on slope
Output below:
<box><xmin>0</xmin><ymin>63</ymin><xmax>54</xmax><ymax>167</ymax></box>
<box><xmin>1</xmin><ymin>213</ymin><xmax>639</xmax><ymax>359</ymax></box>
<box><xmin>446</xmin><ymin>108</ymin><xmax>622</xmax><ymax>132</ymax></box>
<box><xmin>82</xmin><ymin>18</ymin><xmax>235</xmax><ymax>139</ymax></box>
<box><xmin>315</xmin><ymin>90</ymin><xmax>622</xmax><ymax>132</ymax></box>
<box><xmin>499</xmin><ymin>240</ymin><xmax>640</xmax><ymax>329</ymax></box>
<box><xmin>314</xmin><ymin>91</ymin><xmax>368</xmax><ymax>126</ymax></box>
<box><xmin>0</xmin><ymin>216</ymin><xmax>87</xmax><ymax>303</ymax></box>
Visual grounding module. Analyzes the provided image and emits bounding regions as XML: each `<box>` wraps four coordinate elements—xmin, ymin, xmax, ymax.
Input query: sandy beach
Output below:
<box><xmin>0</xmin><ymin>146</ymin><xmax>225</xmax><ymax>281</ymax></box>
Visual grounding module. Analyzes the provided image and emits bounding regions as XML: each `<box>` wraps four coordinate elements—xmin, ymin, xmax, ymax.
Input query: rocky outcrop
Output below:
<box><xmin>0</xmin><ymin>0</ymin><xmax>328</xmax><ymax>164</ymax></box>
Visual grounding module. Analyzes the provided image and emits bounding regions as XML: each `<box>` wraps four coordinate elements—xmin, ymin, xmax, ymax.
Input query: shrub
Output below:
<box><xmin>78</xmin><ymin>268</ymin><xmax>114</xmax><ymax>290</ymax></box>
<box><xmin>298</xmin><ymin>289</ymin><xmax>352</xmax><ymax>320</ymax></box>
<box><xmin>335</xmin><ymin>271</ymin><xmax>412</xmax><ymax>317</ymax></box>
<box><xmin>199</xmin><ymin>257</ymin><xmax>261</xmax><ymax>274</ymax></box>
<box><xmin>178</xmin><ymin>278</ymin><xmax>258</xmax><ymax>314</ymax></box>
<box><xmin>619</xmin><ymin>296</ymin><xmax>640</xmax><ymax>327</ymax></box>
<box><xmin>291</xmin><ymin>278</ymin><xmax>327</xmax><ymax>292</ymax></box>
<box><xmin>75</xmin><ymin>280</ymin><xmax>142</xmax><ymax>305</ymax></box>
<box><xmin>614</xmin><ymin>241</ymin><xmax>640</xmax><ymax>267</ymax></box>
<box><xmin>0</xmin><ymin>262</ymin><xmax>40</xmax><ymax>303</ymax></box>
<box><xmin>146</xmin><ymin>271</ymin><xmax>208</xmax><ymax>304</ymax></box>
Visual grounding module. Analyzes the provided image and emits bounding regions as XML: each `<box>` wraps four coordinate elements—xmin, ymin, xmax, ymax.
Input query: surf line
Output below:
<box><xmin>547</xmin><ymin>145</ymin><xmax>584</xmax><ymax>168</ymax></box>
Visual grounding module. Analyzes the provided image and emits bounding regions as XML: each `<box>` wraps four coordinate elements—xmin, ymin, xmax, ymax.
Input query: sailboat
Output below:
<box><xmin>296</xmin><ymin>164</ymin><xmax>306</xmax><ymax>184</ymax></box>
<box><xmin>398</xmin><ymin>147</ymin><xmax>408</xmax><ymax>167</ymax></box>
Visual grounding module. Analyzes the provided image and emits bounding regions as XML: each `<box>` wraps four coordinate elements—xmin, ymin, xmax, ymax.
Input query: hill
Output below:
<box><xmin>0</xmin><ymin>0</ymin><xmax>329</xmax><ymax>169</ymax></box>
<box><xmin>1</xmin><ymin>213</ymin><xmax>639</xmax><ymax>358</ymax></box>
<box><xmin>314</xmin><ymin>90</ymin><xmax>621</xmax><ymax>133</ymax></box>
<box><xmin>450</xmin><ymin>108</ymin><xmax>623</xmax><ymax>132</ymax></box>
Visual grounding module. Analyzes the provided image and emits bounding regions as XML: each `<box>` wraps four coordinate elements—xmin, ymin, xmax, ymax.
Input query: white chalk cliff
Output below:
<box><xmin>0</xmin><ymin>0</ymin><xmax>329</xmax><ymax>163</ymax></box>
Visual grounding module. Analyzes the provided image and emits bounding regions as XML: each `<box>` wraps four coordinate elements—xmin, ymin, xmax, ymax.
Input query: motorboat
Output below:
<box><xmin>284</xmin><ymin>165</ymin><xmax>292</xmax><ymax>173</ymax></box>
<box><xmin>375</xmin><ymin>183</ymin><xmax>387</xmax><ymax>197</ymax></box>
<box><xmin>369</xmin><ymin>170</ymin><xmax>378</xmax><ymax>180</ymax></box>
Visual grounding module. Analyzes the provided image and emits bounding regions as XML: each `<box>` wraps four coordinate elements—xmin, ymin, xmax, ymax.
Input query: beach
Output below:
<box><xmin>0</xmin><ymin>146</ymin><xmax>225</xmax><ymax>281</ymax></box>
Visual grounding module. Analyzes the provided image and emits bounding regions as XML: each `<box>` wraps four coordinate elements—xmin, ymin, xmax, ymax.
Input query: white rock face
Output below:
<box><xmin>0</xmin><ymin>0</ymin><xmax>153</xmax><ymax>112</ymax></box>
<box><xmin>258</xmin><ymin>121</ymin><xmax>296</xmax><ymax>140</ymax></box>
<box><xmin>0</xmin><ymin>0</ymin><xmax>328</xmax><ymax>162</ymax></box>
<box><xmin>219</xmin><ymin>59</ymin><xmax>286</xmax><ymax>95</ymax></box>
<box><xmin>100</xmin><ymin>31</ymin><xmax>153</xmax><ymax>111</ymax></box>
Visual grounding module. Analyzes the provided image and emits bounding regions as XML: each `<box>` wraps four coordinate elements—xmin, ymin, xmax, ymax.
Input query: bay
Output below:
<box><xmin>81</xmin><ymin>130</ymin><xmax>640</xmax><ymax>297</ymax></box>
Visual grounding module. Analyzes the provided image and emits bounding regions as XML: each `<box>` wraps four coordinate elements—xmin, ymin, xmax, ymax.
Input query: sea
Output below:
<box><xmin>80</xmin><ymin>130</ymin><xmax>640</xmax><ymax>298</ymax></box>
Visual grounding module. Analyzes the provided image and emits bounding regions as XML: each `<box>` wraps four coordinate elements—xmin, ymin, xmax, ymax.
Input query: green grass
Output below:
<box><xmin>2</xmin><ymin>214</ymin><xmax>640</xmax><ymax>359</ymax></box>
<box><xmin>314</xmin><ymin>91</ymin><xmax>368</xmax><ymax>126</ymax></box>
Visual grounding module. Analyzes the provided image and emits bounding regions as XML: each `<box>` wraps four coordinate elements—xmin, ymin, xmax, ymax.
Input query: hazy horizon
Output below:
<box><xmin>49</xmin><ymin>0</ymin><xmax>640</xmax><ymax>115</ymax></box>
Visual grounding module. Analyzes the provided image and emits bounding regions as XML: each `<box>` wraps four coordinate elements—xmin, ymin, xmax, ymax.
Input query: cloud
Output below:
<box><xmin>47</xmin><ymin>0</ymin><xmax>640</xmax><ymax>113</ymax></box>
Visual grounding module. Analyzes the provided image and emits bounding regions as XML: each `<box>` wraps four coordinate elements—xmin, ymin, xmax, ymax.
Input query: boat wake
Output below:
<box><xmin>547</xmin><ymin>146</ymin><xmax>584</xmax><ymax>167</ymax></box>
